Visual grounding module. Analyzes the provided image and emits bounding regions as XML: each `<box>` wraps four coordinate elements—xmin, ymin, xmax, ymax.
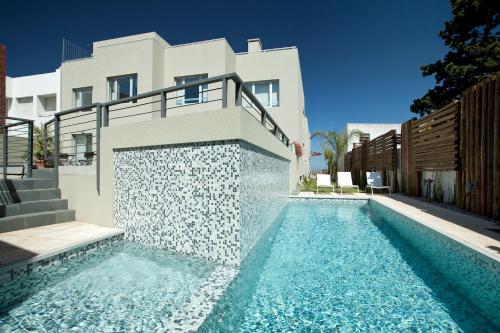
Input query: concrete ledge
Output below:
<box><xmin>0</xmin><ymin>222</ymin><xmax>123</xmax><ymax>283</ymax></box>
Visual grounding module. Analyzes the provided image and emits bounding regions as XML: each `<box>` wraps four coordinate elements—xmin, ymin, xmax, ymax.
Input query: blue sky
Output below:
<box><xmin>0</xmin><ymin>0</ymin><xmax>451</xmax><ymax>170</ymax></box>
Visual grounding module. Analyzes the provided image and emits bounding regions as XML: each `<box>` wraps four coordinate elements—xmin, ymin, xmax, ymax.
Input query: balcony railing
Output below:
<box><xmin>0</xmin><ymin>116</ymin><xmax>34</xmax><ymax>180</ymax></box>
<box><xmin>44</xmin><ymin>73</ymin><xmax>290</xmax><ymax>193</ymax></box>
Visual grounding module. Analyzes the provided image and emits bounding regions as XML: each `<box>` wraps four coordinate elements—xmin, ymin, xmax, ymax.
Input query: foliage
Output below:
<box><xmin>302</xmin><ymin>175</ymin><xmax>314</xmax><ymax>188</ymax></box>
<box><xmin>310</xmin><ymin>151</ymin><xmax>322</xmax><ymax>157</ymax></box>
<box><xmin>323</xmin><ymin>147</ymin><xmax>334</xmax><ymax>175</ymax></box>
<box><xmin>34</xmin><ymin>125</ymin><xmax>52</xmax><ymax>160</ymax></box>
<box><xmin>411</xmin><ymin>0</ymin><xmax>500</xmax><ymax>115</ymax></box>
<box><xmin>311</xmin><ymin>130</ymin><xmax>363</xmax><ymax>178</ymax></box>
<box><xmin>294</xmin><ymin>142</ymin><xmax>303</xmax><ymax>157</ymax></box>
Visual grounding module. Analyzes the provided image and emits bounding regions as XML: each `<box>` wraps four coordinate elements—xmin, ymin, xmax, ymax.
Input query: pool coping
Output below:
<box><xmin>290</xmin><ymin>194</ymin><xmax>500</xmax><ymax>264</ymax></box>
<box><xmin>0</xmin><ymin>229</ymin><xmax>124</xmax><ymax>284</ymax></box>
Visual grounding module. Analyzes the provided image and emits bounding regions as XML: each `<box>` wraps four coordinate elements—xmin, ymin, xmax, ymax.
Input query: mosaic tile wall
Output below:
<box><xmin>369</xmin><ymin>200</ymin><xmax>500</xmax><ymax>328</ymax></box>
<box><xmin>113</xmin><ymin>140</ymin><xmax>290</xmax><ymax>266</ymax></box>
<box><xmin>239</xmin><ymin>141</ymin><xmax>289</xmax><ymax>260</ymax></box>
<box><xmin>0</xmin><ymin>233</ymin><xmax>123</xmax><ymax>288</ymax></box>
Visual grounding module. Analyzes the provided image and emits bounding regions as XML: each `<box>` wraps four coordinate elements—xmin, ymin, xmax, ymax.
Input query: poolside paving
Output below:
<box><xmin>0</xmin><ymin>221</ymin><xmax>123</xmax><ymax>268</ymax></box>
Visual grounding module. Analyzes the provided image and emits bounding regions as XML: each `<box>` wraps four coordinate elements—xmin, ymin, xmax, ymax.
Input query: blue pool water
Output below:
<box><xmin>0</xmin><ymin>243</ymin><xmax>214</xmax><ymax>332</ymax></box>
<box><xmin>201</xmin><ymin>200</ymin><xmax>499</xmax><ymax>332</ymax></box>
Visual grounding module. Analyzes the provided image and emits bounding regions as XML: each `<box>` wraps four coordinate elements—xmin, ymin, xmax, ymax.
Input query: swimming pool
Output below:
<box><xmin>1</xmin><ymin>199</ymin><xmax>498</xmax><ymax>332</ymax></box>
<box><xmin>0</xmin><ymin>242</ymin><xmax>215</xmax><ymax>332</ymax></box>
<box><xmin>200</xmin><ymin>200</ymin><xmax>500</xmax><ymax>332</ymax></box>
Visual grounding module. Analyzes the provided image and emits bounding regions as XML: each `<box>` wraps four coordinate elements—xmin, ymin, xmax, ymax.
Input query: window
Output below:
<box><xmin>16</xmin><ymin>97</ymin><xmax>33</xmax><ymax>118</ymax></box>
<box><xmin>73</xmin><ymin>134</ymin><xmax>92</xmax><ymax>165</ymax></box>
<box><xmin>175</xmin><ymin>75</ymin><xmax>208</xmax><ymax>105</ymax></box>
<box><xmin>73</xmin><ymin>87</ymin><xmax>93</xmax><ymax>107</ymax></box>
<box><xmin>108</xmin><ymin>74</ymin><xmax>137</xmax><ymax>101</ymax></box>
<box><xmin>39</xmin><ymin>95</ymin><xmax>56</xmax><ymax>112</ymax></box>
<box><xmin>245</xmin><ymin>80</ymin><xmax>279</xmax><ymax>107</ymax></box>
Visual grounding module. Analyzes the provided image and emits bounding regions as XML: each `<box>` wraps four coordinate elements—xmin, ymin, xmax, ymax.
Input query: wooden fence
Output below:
<box><xmin>400</xmin><ymin>101</ymin><xmax>460</xmax><ymax>197</ymax></box>
<box><xmin>344</xmin><ymin>130</ymin><xmax>400</xmax><ymax>190</ymax></box>
<box><xmin>401</xmin><ymin>73</ymin><xmax>500</xmax><ymax>220</ymax></box>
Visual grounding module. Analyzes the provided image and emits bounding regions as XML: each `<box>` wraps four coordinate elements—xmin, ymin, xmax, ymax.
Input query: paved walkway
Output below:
<box><xmin>0</xmin><ymin>222</ymin><xmax>122</xmax><ymax>268</ymax></box>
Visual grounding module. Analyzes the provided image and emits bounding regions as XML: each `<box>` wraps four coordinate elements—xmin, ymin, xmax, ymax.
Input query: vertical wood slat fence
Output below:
<box><xmin>401</xmin><ymin>73</ymin><xmax>500</xmax><ymax>220</ymax></box>
<box><xmin>457</xmin><ymin>74</ymin><xmax>500</xmax><ymax>219</ymax></box>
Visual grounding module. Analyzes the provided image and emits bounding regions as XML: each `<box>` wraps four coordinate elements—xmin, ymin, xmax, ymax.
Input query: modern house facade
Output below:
<box><xmin>13</xmin><ymin>32</ymin><xmax>310</xmax><ymax>265</ymax></box>
<box><xmin>57</xmin><ymin>33</ymin><xmax>310</xmax><ymax>186</ymax></box>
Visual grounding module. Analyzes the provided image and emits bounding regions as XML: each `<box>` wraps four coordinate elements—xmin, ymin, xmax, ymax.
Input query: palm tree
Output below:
<box><xmin>323</xmin><ymin>147</ymin><xmax>334</xmax><ymax>175</ymax></box>
<box><xmin>311</xmin><ymin>130</ymin><xmax>363</xmax><ymax>179</ymax></box>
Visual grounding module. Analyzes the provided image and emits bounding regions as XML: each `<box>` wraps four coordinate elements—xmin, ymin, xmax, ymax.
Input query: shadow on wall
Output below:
<box><xmin>421</xmin><ymin>170</ymin><xmax>456</xmax><ymax>204</ymax></box>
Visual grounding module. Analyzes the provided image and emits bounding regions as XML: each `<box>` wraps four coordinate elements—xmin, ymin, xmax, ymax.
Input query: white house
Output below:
<box><xmin>6</xmin><ymin>70</ymin><xmax>60</xmax><ymax>126</ymax></box>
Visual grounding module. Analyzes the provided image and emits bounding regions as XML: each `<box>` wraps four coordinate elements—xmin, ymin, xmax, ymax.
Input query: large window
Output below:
<box><xmin>108</xmin><ymin>74</ymin><xmax>137</xmax><ymax>101</ymax></box>
<box><xmin>175</xmin><ymin>74</ymin><xmax>208</xmax><ymax>105</ymax></box>
<box><xmin>245</xmin><ymin>80</ymin><xmax>279</xmax><ymax>107</ymax></box>
<box><xmin>73</xmin><ymin>87</ymin><xmax>93</xmax><ymax>107</ymax></box>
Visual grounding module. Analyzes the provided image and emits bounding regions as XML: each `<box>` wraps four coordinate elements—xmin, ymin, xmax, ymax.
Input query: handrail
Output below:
<box><xmin>102</xmin><ymin>73</ymin><xmax>238</xmax><ymax>107</ymax></box>
<box><xmin>0</xmin><ymin>115</ymin><xmax>35</xmax><ymax>123</ymax></box>
<box><xmin>44</xmin><ymin>73</ymin><xmax>291</xmax><ymax>193</ymax></box>
<box><xmin>1</xmin><ymin>116</ymin><xmax>34</xmax><ymax>179</ymax></box>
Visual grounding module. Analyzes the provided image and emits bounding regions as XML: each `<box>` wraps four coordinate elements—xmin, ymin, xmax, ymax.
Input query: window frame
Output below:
<box><xmin>107</xmin><ymin>74</ymin><xmax>138</xmax><ymax>102</ymax></box>
<box><xmin>72</xmin><ymin>133</ymin><xmax>93</xmax><ymax>166</ymax></box>
<box><xmin>174</xmin><ymin>74</ymin><xmax>208</xmax><ymax>105</ymax></box>
<box><xmin>245</xmin><ymin>80</ymin><xmax>279</xmax><ymax>108</ymax></box>
<box><xmin>73</xmin><ymin>87</ymin><xmax>93</xmax><ymax>108</ymax></box>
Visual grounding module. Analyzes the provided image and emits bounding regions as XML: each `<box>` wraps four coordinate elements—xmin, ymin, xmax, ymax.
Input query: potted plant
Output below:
<box><xmin>33</xmin><ymin>125</ymin><xmax>53</xmax><ymax>168</ymax></box>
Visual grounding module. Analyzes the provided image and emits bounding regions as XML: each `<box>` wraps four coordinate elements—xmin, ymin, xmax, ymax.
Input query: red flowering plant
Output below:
<box><xmin>310</xmin><ymin>151</ymin><xmax>322</xmax><ymax>157</ymax></box>
<box><xmin>293</xmin><ymin>142</ymin><xmax>303</xmax><ymax>157</ymax></box>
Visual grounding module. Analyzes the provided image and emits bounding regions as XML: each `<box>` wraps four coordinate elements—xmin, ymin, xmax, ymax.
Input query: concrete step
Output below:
<box><xmin>0</xmin><ymin>199</ymin><xmax>69</xmax><ymax>217</ymax></box>
<box><xmin>0</xmin><ymin>209</ymin><xmax>76</xmax><ymax>233</ymax></box>
<box><xmin>9</xmin><ymin>188</ymin><xmax>61</xmax><ymax>203</ymax></box>
<box><xmin>0</xmin><ymin>178</ymin><xmax>55</xmax><ymax>191</ymax></box>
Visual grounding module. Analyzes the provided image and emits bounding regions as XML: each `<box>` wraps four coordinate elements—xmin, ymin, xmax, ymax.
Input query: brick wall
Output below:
<box><xmin>0</xmin><ymin>44</ymin><xmax>5</xmax><ymax>125</ymax></box>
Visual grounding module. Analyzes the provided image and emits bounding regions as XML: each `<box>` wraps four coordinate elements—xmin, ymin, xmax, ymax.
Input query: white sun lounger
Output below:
<box><xmin>316</xmin><ymin>174</ymin><xmax>334</xmax><ymax>194</ymax></box>
<box><xmin>337</xmin><ymin>172</ymin><xmax>359</xmax><ymax>194</ymax></box>
<box><xmin>365</xmin><ymin>172</ymin><xmax>391</xmax><ymax>195</ymax></box>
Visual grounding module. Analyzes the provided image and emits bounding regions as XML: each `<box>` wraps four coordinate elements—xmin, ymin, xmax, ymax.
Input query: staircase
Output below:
<box><xmin>0</xmin><ymin>178</ymin><xmax>75</xmax><ymax>233</ymax></box>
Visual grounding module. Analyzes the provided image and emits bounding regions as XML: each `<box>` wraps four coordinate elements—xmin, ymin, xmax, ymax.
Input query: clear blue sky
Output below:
<box><xmin>0</xmin><ymin>0</ymin><xmax>451</xmax><ymax>170</ymax></box>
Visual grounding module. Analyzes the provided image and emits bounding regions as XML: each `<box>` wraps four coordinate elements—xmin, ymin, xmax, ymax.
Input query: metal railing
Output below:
<box><xmin>62</xmin><ymin>38</ymin><xmax>92</xmax><ymax>63</ymax></box>
<box><xmin>1</xmin><ymin>116</ymin><xmax>34</xmax><ymax>180</ymax></box>
<box><xmin>44</xmin><ymin>73</ymin><xmax>290</xmax><ymax>193</ymax></box>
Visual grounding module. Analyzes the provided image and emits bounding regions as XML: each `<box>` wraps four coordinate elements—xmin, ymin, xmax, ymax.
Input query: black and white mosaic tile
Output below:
<box><xmin>0</xmin><ymin>234</ymin><xmax>124</xmax><ymax>295</ymax></box>
<box><xmin>113</xmin><ymin>140</ymin><xmax>290</xmax><ymax>266</ymax></box>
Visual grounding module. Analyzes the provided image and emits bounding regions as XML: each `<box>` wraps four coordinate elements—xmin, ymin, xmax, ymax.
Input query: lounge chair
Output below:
<box><xmin>365</xmin><ymin>172</ymin><xmax>391</xmax><ymax>195</ymax></box>
<box><xmin>316</xmin><ymin>174</ymin><xmax>334</xmax><ymax>194</ymax></box>
<box><xmin>337</xmin><ymin>172</ymin><xmax>359</xmax><ymax>194</ymax></box>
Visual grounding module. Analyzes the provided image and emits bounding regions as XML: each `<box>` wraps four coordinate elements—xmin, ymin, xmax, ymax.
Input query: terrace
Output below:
<box><xmin>1</xmin><ymin>15</ymin><xmax>499</xmax><ymax>332</ymax></box>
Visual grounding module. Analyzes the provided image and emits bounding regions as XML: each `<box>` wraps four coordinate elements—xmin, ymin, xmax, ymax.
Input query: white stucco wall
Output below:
<box><xmin>58</xmin><ymin>32</ymin><xmax>310</xmax><ymax>188</ymax></box>
<box><xmin>6</xmin><ymin>70</ymin><xmax>60</xmax><ymax>126</ymax></box>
